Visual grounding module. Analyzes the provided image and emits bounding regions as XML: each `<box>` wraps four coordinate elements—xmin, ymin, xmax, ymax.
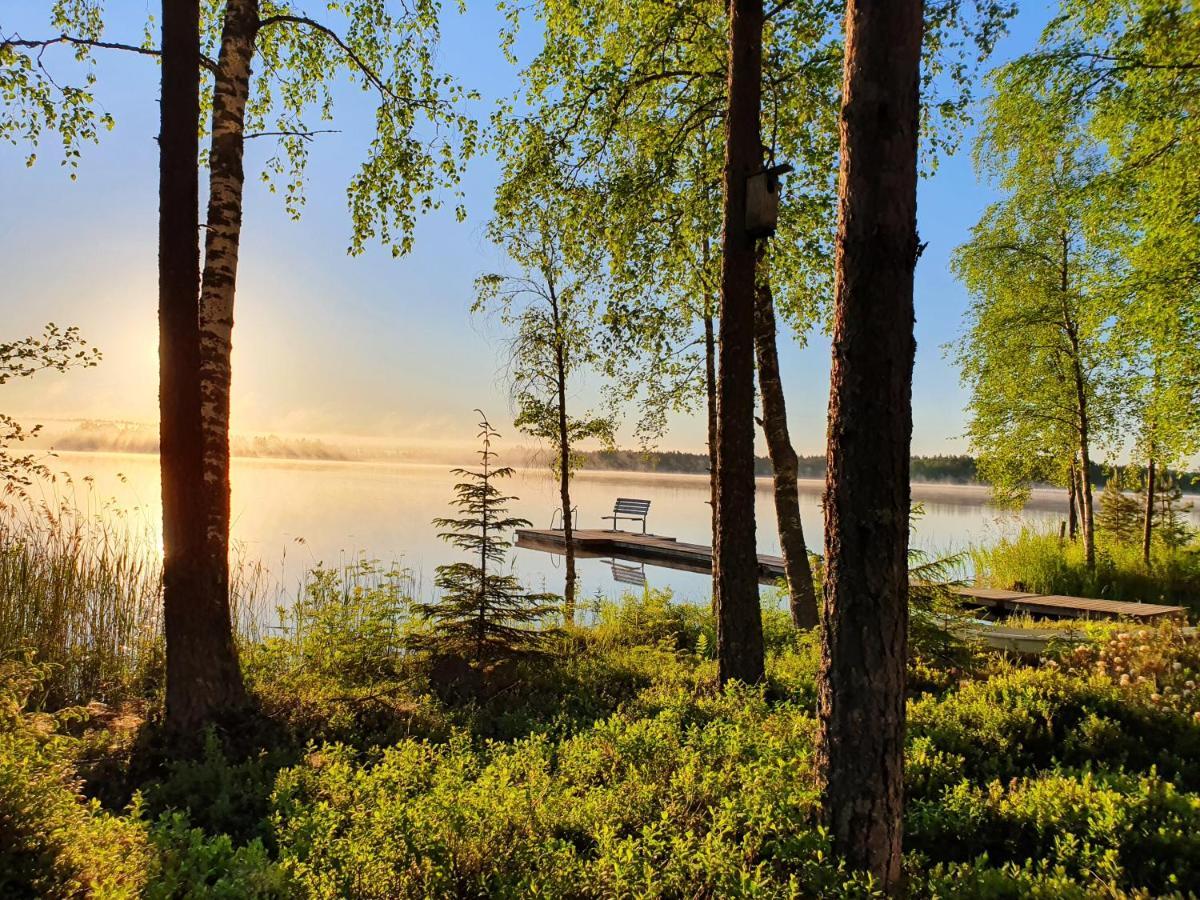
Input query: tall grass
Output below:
<box><xmin>0</xmin><ymin>488</ymin><xmax>273</xmax><ymax>708</ymax></box>
<box><xmin>0</xmin><ymin>495</ymin><xmax>162</xmax><ymax>707</ymax></box>
<box><xmin>971</xmin><ymin>527</ymin><xmax>1200</xmax><ymax>610</ymax></box>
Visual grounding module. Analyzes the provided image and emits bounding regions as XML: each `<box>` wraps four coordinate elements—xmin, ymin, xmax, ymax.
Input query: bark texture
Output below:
<box><xmin>753</xmin><ymin>263</ymin><xmax>818</xmax><ymax>629</ymax></box>
<box><xmin>159</xmin><ymin>0</ymin><xmax>246</xmax><ymax>728</ymax></box>
<box><xmin>195</xmin><ymin>0</ymin><xmax>260</xmax><ymax>711</ymax></box>
<box><xmin>1056</xmin><ymin>231</ymin><xmax>1096</xmax><ymax>568</ymax></box>
<box><xmin>816</xmin><ymin>0</ymin><xmax>922</xmax><ymax>888</ymax></box>
<box><xmin>714</xmin><ymin>0</ymin><xmax>766</xmax><ymax>686</ymax></box>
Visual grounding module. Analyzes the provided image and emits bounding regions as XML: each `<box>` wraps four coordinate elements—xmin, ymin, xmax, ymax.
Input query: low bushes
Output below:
<box><xmin>7</xmin><ymin>588</ymin><xmax>1200</xmax><ymax>896</ymax></box>
<box><xmin>0</xmin><ymin>660</ymin><xmax>151</xmax><ymax>898</ymax></box>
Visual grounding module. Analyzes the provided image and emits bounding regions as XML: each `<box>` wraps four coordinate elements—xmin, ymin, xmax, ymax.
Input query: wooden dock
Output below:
<box><xmin>515</xmin><ymin>528</ymin><xmax>1187</xmax><ymax>622</ymax></box>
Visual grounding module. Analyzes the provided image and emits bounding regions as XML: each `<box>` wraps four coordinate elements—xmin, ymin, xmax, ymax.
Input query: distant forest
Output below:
<box><xmin>576</xmin><ymin>450</ymin><xmax>1200</xmax><ymax>493</ymax></box>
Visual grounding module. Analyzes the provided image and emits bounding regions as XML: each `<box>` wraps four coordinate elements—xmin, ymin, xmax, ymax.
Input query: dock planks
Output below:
<box><xmin>515</xmin><ymin>527</ymin><xmax>1187</xmax><ymax>622</ymax></box>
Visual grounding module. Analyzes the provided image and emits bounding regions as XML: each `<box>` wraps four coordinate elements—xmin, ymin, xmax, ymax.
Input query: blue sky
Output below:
<box><xmin>0</xmin><ymin>1</ymin><xmax>1054</xmax><ymax>456</ymax></box>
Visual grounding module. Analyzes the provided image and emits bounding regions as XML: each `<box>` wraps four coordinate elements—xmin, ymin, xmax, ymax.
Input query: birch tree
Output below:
<box><xmin>952</xmin><ymin>77</ymin><xmax>1125</xmax><ymax>570</ymax></box>
<box><xmin>476</xmin><ymin>192</ymin><xmax>614</xmax><ymax>624</ymax></box>
<box><xmin>3</xmin><ymin>0</ymin><xmax>476</xmax><ymax>726</ymax></box>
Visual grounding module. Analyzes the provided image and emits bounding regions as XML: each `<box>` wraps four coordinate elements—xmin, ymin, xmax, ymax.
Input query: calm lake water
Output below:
<box><xmin>28</xmin><ymin>451</ymin><xmax>1165</xmax><ymax>606</ymax></box>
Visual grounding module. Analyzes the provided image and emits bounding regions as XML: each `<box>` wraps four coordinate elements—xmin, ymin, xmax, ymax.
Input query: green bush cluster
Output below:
<box><xmin>7</xmin><ymin>588</ymin><xmax>1200</xmax><ymax>897</ymax></box>
<box><xmin>0</xmin><ymin>660</ymin><xmax>151</xmax><ymax>898</ymax></box>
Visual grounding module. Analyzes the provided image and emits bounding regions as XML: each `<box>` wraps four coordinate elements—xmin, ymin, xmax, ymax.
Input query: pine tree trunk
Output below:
<box><xmin>817</xmin><ymin>0</ymin><xmax>922</xmax><ymax>888</ymax></box>
<box><xmin>753</xmin><ymin>262</ymin><xmax>817</xmax><ymax>629</ymax></box>
<box><xmin>1143</xmin><ymin>457</ymin><xmax>1156</xmax><ymax>568</ymax></box>
<box><xmin>160</xmin><ymin>0</ymin><xmax>242</xmax><ymax>729</ymax></box>
<box><xmin>714</xmin><ymin>0</ymin><xmax>766</xmax><ymax>686</ymax></box>
<box><xmin>194</xmin><ymin>0</ymin><xmax>259</xmax><ymax>713</ymax></box>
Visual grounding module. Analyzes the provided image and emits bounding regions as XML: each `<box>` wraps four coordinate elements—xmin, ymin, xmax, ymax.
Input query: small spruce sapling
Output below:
<box><xmin>412</xmin><ymin>412</ymin><xmax>559</xmax><ymax>675</ymax></box>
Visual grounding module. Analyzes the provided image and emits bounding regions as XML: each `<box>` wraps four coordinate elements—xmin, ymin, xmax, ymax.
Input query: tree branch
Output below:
<box><xmin>1</xmin><ymin>32</ymin><xmax>219</xmax><ymax>75</ymax></box>
<box><xmin>255</xmin><ymin>14</ymin><xmax>439</xmax><ymax>112</ymax></box>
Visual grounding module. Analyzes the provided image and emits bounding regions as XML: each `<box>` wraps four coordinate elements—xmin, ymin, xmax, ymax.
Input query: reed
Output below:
<box><xmin>0</xmin><ymin>486</ymin><xmax>272</xmax><ymax>708</ymax></box>
<box><xmin>971</xmin><ymin>527</ymin><xmax>1200</xmax><ymax>610</ymax></box>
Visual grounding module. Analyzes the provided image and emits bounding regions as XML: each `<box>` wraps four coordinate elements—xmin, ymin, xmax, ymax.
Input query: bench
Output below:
<box><xmin>602</xmin><ymin>497</ymin><xmax>651</xmax><ymax>533</ymax></box>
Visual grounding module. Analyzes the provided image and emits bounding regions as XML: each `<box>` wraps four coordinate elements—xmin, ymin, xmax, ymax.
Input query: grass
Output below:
<box><xmin>0</xmin><ymin>494</ymin><xmax>164</xmax><ymax>709</ymax></box>
<box><xmin>970</xmin><ymin>527</ymin><xmax>1200</xmax><ymax>610</ymax></box>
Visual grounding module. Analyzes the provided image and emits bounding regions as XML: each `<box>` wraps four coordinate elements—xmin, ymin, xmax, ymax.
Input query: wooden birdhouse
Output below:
<box><xmin>745</xmin><ymin>162</ymin><xmax>793</xmax><ymax>238</ymax></box>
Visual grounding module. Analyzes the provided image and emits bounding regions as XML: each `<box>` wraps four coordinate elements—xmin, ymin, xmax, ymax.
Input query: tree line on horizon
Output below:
<box><xmin>574</xmin><ymin>449</ymin><xmax>1200</xmax><ymax>493</ymax></box>
<box><xmin>3</xmin><ymin>0</ymin><xmax>1197</xmax><ymax>889</ymax></box>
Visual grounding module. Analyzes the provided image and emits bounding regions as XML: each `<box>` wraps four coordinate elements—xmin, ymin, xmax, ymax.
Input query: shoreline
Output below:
<box><xmin>48</xmin><ymin>448</ymin><xmax>1075</xmax><ymax>513</ymax></box>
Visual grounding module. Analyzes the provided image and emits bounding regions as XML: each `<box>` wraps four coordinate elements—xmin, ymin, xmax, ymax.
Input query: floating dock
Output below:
<box><xmin>515</xmin><ymin>528</ymin><xmax>1187</xmax><ymax>623</ymax></box>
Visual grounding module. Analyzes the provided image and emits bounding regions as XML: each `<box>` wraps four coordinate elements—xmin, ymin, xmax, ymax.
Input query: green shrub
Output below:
<box><xmin>908</xmin><ymin>771</ymin><xmax>1200</xmax><ymax>895</ymax></box>
<box><xmin>146</xmin><ymin>813</ymin><xmax>289</xmax><ymax>899</ymax></box>
<box><xmin>269</xmin><ymin>691</ymin><xmax>881</xmax><ymax>898</ymax></box>
<box><xmin>908</xmin><ymin>665</ymin><xmax>1200</xmax><ymax>790</ymax></box>
<box><xmin>0</xmin><ymin>660</ymin><xmax>150</xmax><ymax>898</ymax></box>
<box><xmin>141</xmin><ymin>729</ymin><xmax>295</xmax><ymax>847</ymax></box>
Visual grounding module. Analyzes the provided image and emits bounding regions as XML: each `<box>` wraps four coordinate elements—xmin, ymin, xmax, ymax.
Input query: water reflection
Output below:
<box><xmin>29</xmin><ymin>451</ymin><xmax>1171</xmax><ymax>606</ymax></box>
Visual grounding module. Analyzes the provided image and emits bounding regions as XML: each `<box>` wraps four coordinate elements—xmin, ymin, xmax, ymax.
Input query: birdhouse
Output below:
<box><xmin>745</xmin><ymin>162</ymin><xmax>793</xmax><ymax>238</ymax></box>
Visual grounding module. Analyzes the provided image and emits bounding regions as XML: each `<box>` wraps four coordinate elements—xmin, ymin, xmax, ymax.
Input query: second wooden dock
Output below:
<box><xmin>515</xmin><ymin>527</ymin><xmax>1187</xmax><ymax>622</ymax></box>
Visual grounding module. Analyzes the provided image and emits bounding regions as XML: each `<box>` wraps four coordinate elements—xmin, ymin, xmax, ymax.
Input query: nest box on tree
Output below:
<box><xmin>746</xmin><ymin>162</ymin><xmax>793</xmax><ymax>238</ymax></box>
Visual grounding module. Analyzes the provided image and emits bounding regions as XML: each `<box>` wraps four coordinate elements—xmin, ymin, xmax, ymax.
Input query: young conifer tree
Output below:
<box><xmin>415</xmin><ymin>412</ymin><xmax>559</xmax><ymax>671</ymax></box>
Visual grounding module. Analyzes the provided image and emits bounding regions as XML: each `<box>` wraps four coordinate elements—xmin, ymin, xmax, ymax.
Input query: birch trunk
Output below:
<box><xmin>197</xmin><ymin>0</ymin><xmax>258</xmax><ymax>690</ymax></box>
<box><xmin>1143</xmin><ymin>457</ymin><xmax>1156</xmax><ymax>568</ymax></box>
<box><xmin>555</xmin><ymin>328</ymin><xmax>577</xmax><ymax>624</ymax></box>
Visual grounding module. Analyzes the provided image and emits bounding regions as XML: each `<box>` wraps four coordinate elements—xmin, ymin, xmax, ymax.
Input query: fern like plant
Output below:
<box><xmin>412</xmin><ymin>412</ymin><xmax>559</xmax><ymax>673</ymax></box>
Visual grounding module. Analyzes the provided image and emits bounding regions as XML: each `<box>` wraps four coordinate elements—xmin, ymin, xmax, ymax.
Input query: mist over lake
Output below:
<box><xmin>34</xmin><ymin>450</ymin><xmax>1150</xmax><ymax>605</ymax></box>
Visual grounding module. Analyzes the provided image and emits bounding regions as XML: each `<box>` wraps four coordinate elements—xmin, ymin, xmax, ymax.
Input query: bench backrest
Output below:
<box><xmin>613</xmin><ymin>498</ymin><xmax>651</xmax><ymax>516</ymax></box>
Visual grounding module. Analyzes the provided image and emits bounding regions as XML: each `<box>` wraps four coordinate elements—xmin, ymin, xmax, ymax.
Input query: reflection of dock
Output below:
<box><xmin>516</xmin><ymin>528</ymin><xmax>787</xmax><ymax>584</ymax></box>
<box><xmin>515</xmin><ymin>528</ymin><xmax>1187</xmax><ymax>622</ymax></box>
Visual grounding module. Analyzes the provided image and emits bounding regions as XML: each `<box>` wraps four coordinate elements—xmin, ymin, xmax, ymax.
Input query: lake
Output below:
<box><xmin>27</xmin><ymin>451</ymin><xmax>1151</xmax><ymax>606</ymax></box>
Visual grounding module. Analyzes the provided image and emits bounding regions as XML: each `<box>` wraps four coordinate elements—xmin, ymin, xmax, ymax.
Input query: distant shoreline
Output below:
<box><xmin>45</xmin><ymin>443</ymin><xmax>1200</xmax><ymax>499</ymax></box>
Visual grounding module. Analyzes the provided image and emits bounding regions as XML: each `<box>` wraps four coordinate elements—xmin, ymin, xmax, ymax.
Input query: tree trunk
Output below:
<box><xmin>159</xmin><ymin>0</ymin><xmax>244</xmax><ymax>729</ymax></box>
<box><xmin>555</xmin><ymin>327</ymin><xmax>577</xmax><ymax>624</ymax></box>
<box><xmin>1060</xmin><ymin>231</ymin><xmax>1095</xmax><ymax>570</ymax></box>
<box><xmin>704</xmin><ymin>310</ymin><xmax>718</xmax><ymax>606</ymax></box>
<box><xmin>1067</xmin><ymin>458</ymin><xmax>1078</xmax><ymax>541</ymax></box>
<box><xmin>753</xmin><ymin>259</ymin><xmax>817</xmax><ymax>629</ymax></box>
<box><xmin>194</xmin><ymin>0</ymin><xmax>259</xmax><ymax>710</ymax></box>
<box><xmin>1143</xmin><ymin>457</ymin><xmax>1156</xmax><ymax>568</ymax></box>
<box><xmin>1075</xmin><ymin>453</ymin><xmax>1091</xmax><ymax>548</ymax></box>
<box><xmin>1073</xmin><ymin>386</ymin><xmax>1095</xmax><ymax>568</ymax></box>
<box><xmin>816</xmin><ymin>0</ymin><xmax>922</xmax><ymax>889</ymax></box>
<box><xmin>714</xmin><ymin>0</ymin><xmax>766</xmax><ymax>686</ymax></box>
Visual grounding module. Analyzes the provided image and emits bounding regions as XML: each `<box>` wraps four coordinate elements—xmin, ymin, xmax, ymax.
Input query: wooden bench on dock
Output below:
<box><xmin>602</xmin><ymin>498</ymin><xmax>652</xmax><ymax>534</ymax></box>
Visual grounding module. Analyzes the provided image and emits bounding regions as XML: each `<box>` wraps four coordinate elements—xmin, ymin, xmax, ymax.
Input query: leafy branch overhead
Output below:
<box><xmin>2</xmin><ymin>0</ymin><xmax>480</xmax><ymax>256</ymax></box>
